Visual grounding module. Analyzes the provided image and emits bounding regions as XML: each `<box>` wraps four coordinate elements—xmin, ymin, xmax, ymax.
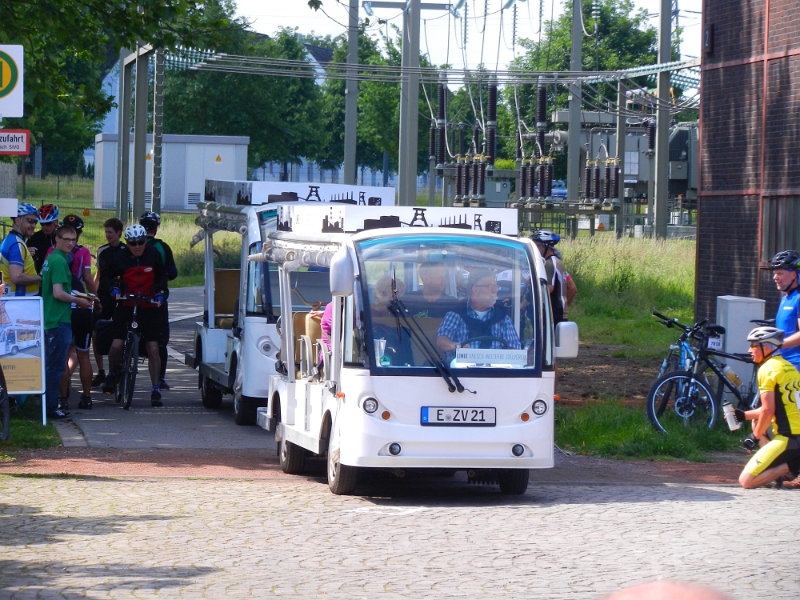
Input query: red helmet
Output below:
<box><xmin>38</xmin><ymin>204</ymin><xmax>59</xmax><ymax>224</ymax></box>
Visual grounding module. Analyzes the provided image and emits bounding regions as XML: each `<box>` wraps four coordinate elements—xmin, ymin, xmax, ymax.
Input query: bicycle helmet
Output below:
<box><xmin>38</xmin><ymin>204</ymin><xmax>59</xmax><ymax>224</ymax></box>
<box><xmin>747</xmin><ymin>326</ymin><xmax>784</xmax><ymax>347</ymax></box>
<box><xmin>124</xmin><ymin>224</ymin><xmax>147</xmax><ymax>242</ymax></box>
<box><xmin>17</xmin><ymin>203</ymin><xmax>38</xmax><ymax>218</ymax></box>
<box><xmin>62</xmin><ymin>215</ymin><xmax>84</xmax><ymax>233</ymax></box>
<box><xmin>139</xmin><ymin>211</ymin><xmax>161</xmax><ymax>226</ymax></box>
<box><xmin>769</xmin><ymin>250</ymin><xmax>800</xmax><ymax>272</ymax></box>
<box><xmin>530</xmin><ymin>230</ymin><xmax>561</xmax><ymax>246</ymax></box>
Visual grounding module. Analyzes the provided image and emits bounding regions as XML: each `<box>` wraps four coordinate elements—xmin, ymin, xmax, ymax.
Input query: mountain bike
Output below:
<box><xmin>652</xmin><ymin>311</ymin><xmax>704</xmax><ymax>382</ymax></box>
<box><xmin>115</xmin><ymin>293</ymin><xmax>159</xmax><ymax>410</ymax></box>
<box><xmin>647</xmin><ymin>319</ymin><xmax>759</xmax><ymax>434</ymax></box>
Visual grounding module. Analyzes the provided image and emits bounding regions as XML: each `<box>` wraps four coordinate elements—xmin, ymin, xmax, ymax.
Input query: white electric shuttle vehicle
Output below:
<box><xmin>254</xmin><ymin>210</ymin><xmax>579</xmax><ymax>495</ymax></box>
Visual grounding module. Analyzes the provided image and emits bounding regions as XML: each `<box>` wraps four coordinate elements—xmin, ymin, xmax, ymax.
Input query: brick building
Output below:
<box><xmin>698</xmin><ymin>0</ymin><xmax>800</xmax><ymax>319</ymax></box>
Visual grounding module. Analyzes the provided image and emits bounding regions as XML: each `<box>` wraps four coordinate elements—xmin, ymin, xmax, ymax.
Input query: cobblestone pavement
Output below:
<box><xmin>1</xmin><ymin>473</ymin><xmax>798</xmax><ymax>599</ymax></box>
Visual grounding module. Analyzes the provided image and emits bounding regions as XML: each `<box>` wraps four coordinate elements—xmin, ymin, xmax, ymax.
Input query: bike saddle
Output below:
<box><xmin>707</xmin><ymin>324</ymin><xmax>726</xmax><ymax>335</ymax></box>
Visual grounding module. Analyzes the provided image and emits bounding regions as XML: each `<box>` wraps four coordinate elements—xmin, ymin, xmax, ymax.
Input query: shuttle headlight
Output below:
<box><xmin>532</xmin><ymin>400</ymin><xmax>548</xmax><ymax>416</ymax></box>
<box><xmin>363</xmin><ymin>398</ymin><xmax>379</xmax><ymax>414</ymax></box>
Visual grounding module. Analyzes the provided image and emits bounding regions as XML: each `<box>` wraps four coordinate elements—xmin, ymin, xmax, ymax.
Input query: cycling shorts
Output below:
<box><xmin>743</xmin><ymin>435</ymin><xmax>800</xmax><ymax>476</ymax></box>
<box><xmin>71</xmin><ymin>308</ymin><xmax>93</xmax><ymax>352</ymax></box>
<box><xmin>112</xmin><ymin>306</ymin><xmax>162</xmax><ymax>344</ymax></box>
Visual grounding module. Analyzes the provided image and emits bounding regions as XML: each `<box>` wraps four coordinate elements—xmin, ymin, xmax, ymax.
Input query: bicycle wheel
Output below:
<box><xmin>646</xmin><ymin>370</ymin><xmax>717</xmax><ymax>434</ymax></box>
<box><xmin>122</xmin><ymin>334</ymin><xmax>139</xmax><ymax>410</ymax></box>
<box><xmin>0</xmin><ymin>388</ymin><xmax>9</xmax><ymax>441</ymax></box>
<box><xmin>116</xmin><ymin>336</ymin><xmax>132</xmax><ymax>405</ymax></box>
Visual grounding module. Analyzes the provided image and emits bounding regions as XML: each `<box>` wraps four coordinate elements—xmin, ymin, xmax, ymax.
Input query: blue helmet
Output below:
<box><xmin>17</xmin><ymin>203</ymin><xmax>38</xmax><ymax>218</ymax></box>
<box><xmin>38</xmin><ymin>204</ymin><xmax>59</xmax><ymax>224</ymax></box>
<box><xmin>531</xmin><ymin>230</ymin><xmax>561</xmax><ymax>246</ymax></box>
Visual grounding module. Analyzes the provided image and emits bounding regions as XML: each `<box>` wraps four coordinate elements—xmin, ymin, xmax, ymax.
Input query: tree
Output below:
<box><xmin>163</xmin><ymin>27</ymin><xmax>325</xmax><ymax>172</ymax></box>
<box><xmin>1</xmin><ymin>0</ymin><xmax>234</xmax><ymax>140</ymax></box>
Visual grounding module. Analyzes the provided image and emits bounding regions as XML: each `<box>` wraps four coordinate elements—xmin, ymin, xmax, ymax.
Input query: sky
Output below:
<box><xmin>234</xmin><ymin>0</ymin><xmax>703</xmax><ymax>70</ymax></box>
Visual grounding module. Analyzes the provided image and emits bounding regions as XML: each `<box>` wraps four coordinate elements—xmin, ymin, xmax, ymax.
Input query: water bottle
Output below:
<box><xmin>722</xmin><ymin>365</ymin><xmax>742</xmax><ymax>387</ymax></box>
<box><xmin>722</xmin><ymin>401</ymin><xmax>741</xmax><ymax>431</ymax></box>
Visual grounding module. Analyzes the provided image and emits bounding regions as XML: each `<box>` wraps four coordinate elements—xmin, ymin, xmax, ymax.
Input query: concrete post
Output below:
<box><xmin>343</xmin><ymin>0</ymin><xmax>359</xmax><ymax>185</ymax></box>
<box><xmin>116</xmin><ymin>51</ymin><xmax>132</xmax><ymax>221</ymax></box>
<box><xmin>654</xmin><ymin>0</ymin><xmax>672</xmax><ymax>239</ymax></box>
<box><xmin>615</xmin><ymin>81</ymin><xmax>626</xmax><ymax>237</ymax></box>
<box><xmin>132</xmin><ymin>45</ymin><xmax>149</xmax><ymax>222</ymax></box>
<box><xmin>151</xmin><ymin>49</ymin><xmax>165</xmax><ymax>213</ymax></box>
<box><xmin>566</xmin><ymin>0</ymin><xmax>583</xmax><ymax>203</ymax></box>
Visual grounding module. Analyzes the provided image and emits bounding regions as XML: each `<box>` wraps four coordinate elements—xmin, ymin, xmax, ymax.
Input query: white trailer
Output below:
<box><xmin>253</xmin><ymin>205</ymin><xmax>579</xmax><ymax>495</ymax></box>
<box><xmin>184</xmin><ymin>180</ymin><xmax>396</xmax><ymax>425</ymax></box>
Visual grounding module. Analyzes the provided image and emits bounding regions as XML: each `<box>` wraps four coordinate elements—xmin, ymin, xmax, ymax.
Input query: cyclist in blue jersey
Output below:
<box><xmin>769</xmin><ymin>251</ymin><xmax>800</xmax><ymax>370</ymax></box>
<box><xmin>0</xmin><ymin>203</ymin><xmax>42</xmax><ymax>296</ymax></box>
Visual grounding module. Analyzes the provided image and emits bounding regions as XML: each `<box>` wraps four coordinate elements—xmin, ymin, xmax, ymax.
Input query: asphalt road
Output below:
<box><xmin>63</xmin><ymin>286</ymin><xmax>275</xmax><ymax>452</ymax></box>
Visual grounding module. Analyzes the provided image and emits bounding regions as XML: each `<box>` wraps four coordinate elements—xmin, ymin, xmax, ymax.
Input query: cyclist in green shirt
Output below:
<box><xmin>41</xmin><ymin>225</ymin><xmax>92</xmax><ymax>420</ymax></box>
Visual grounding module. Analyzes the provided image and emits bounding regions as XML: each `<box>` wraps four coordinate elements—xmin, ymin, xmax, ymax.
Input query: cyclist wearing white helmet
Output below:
<box><xmin>101</xmin><ymin>223</ymin><xmax>168</xmax><ymax>406</ymax></box>
<box><xmin>769</xmin><ymin>250</ymin><xmax>800</xmax><ymax>370</ymax></box>
<box><xmin>530</xmin><ymin>230</ymin><xmax>577</xmax><ymax>323</ymax></box>
<box><xmin>735</xmin><ymin>326</ymin><xmax>800</xmax><ymax>489</ymax></box>
<box><xmin>0</xmin><ymin>203</ymin><xmax>42</xmax><ymax>296</ymax></box>
<box><xmin>139</xmin><ymin>211</ymin><xmax>177</xmax><ymax>390</ymax></box>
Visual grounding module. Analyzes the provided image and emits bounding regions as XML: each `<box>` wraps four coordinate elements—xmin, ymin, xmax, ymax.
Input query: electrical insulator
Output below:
<box><xmin>536</xmin><ymin>131</ymin><xmax>545</xmax><ymax>159</ymax></box>
<box><xmin>429</xmin><ymin>121</ymin><xmax>436</xmax><ymax>159</ymax></box>
<box><xmin>463</xmin><ymin>157</ymin><xmax>471</xmax><ymax>198</ymax></box>
<box><xmin>519</xmin><ymin>160</ymin><xmax>528</xmax><ymax>200</ymax></box>
<box><xmin>486</xmin><ymin>129</ymin><xmax>496</xmax><ymax>166</ymax></box>
<box><xmin>592</xmin><ymin>164</ymin><xmax>601</xmax><ymax>201</ymax></box>
<box><xmin>647</xmin><ymin>119</ymin><xmax>656</xmax><ymax>154</ymax></box>
<box><xmin>437</xmin><ymin>82</ymin><xmax>446</xmax><ymax>121</ymax></box>
<box><xmin>473</xmin><ymin>125</ymin><xmax>481</xmax><ymax>154</ymax></box>
<box><xmin>478</xmin><ymin>158</ymin><xmax>486</xmax><ymax>197</ymax></box>
<box><xmin>584</xmin><ymin>164</ymin><xmax>593</xmax><ymax>200</ymax></box>
<box><xmin>527</xmin><ymin>163</ymin><xmax>536</xmax><ymax>198</ymax></box>
<box><xmin>592</xmin><ymin>0</ymin><xmax>600</xmax><ymax>20</ymax></box>
<box><xmin>537</xmin><ymin>85</ymin><xmax>547</xmax><ymax>125</ymax></box>
<box><xmin>455</xmin><ymin>157</ymin><xmax>463</xmax><ymax>198</ymax></box>
<box><xmin>437</xmin><ymin>126</ymin><xmax>446</xmax><ymax>167</ymax></box>
<box><xmin>458</xmin><ymin>124</ymin><xmax>466</xmax><ymax>156</ymax></box>
<box><xmin>516</xmin><ymin>131</ymin><xmax>522</xmax><ymax>160</ymax></box>
<box><xmin>545</xmin><ymin>162</ymin><xmax>554</xmax><ymax>198</ymax></box>
<box><xmin>613</xmin><ymin>165</ymin><xmax>621</xmax><ymax>200</ymax></box>
<box><xmin>471</xmin><ymin>156</ymin><xmax>480</xmax><ymax>196</ymax></box>
<box><xmin>488</xmin><ymin>83</ymin><xmax>498</xmax><ymax>122</ymax></box>
<box><xmin>603</xmin><ymin>164</ymin><xmax>611</xmax><ymax>201</ymax></box>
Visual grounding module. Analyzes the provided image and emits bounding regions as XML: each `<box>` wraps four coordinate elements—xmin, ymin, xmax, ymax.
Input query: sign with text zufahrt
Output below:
<box><xmin>0</xmin><ymin>46</ymin><xmax>23</xmax><ymax>118</ymax></box>
<box><xmin>0</xmin><ymin>130</ymin><xmax>30</xmax><ymax>155</ymax></box>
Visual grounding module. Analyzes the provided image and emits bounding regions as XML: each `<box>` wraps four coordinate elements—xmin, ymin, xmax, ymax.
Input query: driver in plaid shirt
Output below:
<box><xmin>436</xmin><ymin>268</ymin><xmax>521</xmax><ymax>360</ymax></box>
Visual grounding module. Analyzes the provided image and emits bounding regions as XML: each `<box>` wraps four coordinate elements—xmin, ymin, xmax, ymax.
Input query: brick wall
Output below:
<box><xmin>698</xmin><ymin>0</ymin><xmax>800</xmax><ymax>321</ymax></box>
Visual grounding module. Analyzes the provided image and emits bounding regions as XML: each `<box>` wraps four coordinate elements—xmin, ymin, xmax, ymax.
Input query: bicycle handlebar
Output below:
<box><xmin>116</xmin><ymin>293</ymin><xmax>160</xmax><ymax>305</ymax></box>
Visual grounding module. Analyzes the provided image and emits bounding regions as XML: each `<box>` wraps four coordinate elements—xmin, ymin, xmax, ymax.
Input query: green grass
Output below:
<box><xmin>561</xmin><ymin>234</ymin><xmax>696</xmax><ymax>359</ymax></box>
<box><xmin>555</xmin><ymin>401</ymin><xmax>743</xmax><ymax>462</ymax></box>
<box><xmin>0</xmin><ymin>398</ymin><xmax>62</xmax><ymax>458</ymax></box>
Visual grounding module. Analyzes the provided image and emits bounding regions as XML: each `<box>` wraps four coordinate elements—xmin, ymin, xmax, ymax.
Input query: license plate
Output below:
<box><xmin>707</xmin><ymin>336</ymin><xmax>722</xmax><ymax>350</ymax></box>
<box><xmin>421</xmin><ymin>407</ymin><xmax>496</xmax><ymax>426</ymax></box>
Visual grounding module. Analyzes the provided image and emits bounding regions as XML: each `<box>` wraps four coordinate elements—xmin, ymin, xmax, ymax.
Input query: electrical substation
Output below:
<box><xmin>112</xmin><ymin>0</ymin><xmax>699</xmax><ymax>242</ymax></box>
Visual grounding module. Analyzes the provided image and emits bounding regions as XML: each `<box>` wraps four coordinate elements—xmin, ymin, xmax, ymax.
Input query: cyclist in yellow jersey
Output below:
<box><xmin>734</xmin><ymin>327</ymin><xmax>800</xmax><ymax>489</ymax></box>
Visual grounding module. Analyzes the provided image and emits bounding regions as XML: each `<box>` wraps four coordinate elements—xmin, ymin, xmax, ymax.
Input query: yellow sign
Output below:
<box><xmin>0</xmin><ymin>357</ymin><xmax>43</xmax><ymax>393</ymax></box>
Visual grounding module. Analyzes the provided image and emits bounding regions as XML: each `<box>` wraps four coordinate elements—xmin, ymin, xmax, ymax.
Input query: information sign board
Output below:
<box><xmin>0</xmin><ymin>46</ymin><xmax>23</xmax><ymax>118</ymax></box>
<box><xmin>0</xmin><ymin>129</ymin><xmax>30</xmax><ymax>155</ymax></box>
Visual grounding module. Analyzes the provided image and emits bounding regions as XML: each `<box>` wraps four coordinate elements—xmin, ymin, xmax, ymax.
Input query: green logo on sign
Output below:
<box><xmin>0</xmin><ymin>51</ymin><xmax>20</xmax><ymax>99</ymax></box>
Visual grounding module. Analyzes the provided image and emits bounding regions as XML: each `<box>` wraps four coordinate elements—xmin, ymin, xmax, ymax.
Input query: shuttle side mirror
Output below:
<box><xmin>555</xmin><ymin>321</ymin><xmax>579</xmax><ymax>358</ymax></box>
<box><xmin>329</xmin><ymin>247</ymin><xmax>354</xmax><ymax>297</ymax></box>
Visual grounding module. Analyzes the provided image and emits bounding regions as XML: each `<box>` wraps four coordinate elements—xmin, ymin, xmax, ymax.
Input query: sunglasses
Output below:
<box><xmin>23</xmin><ymin>218</ymin><xmax>38</xmax><ymax>225</ymax></box>
<box><xmin>128</xmin><ymin>239</ymin><xmax>147</xmax><ymax>247</ymax></box>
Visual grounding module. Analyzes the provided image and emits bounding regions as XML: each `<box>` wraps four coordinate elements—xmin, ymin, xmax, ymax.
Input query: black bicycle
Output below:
<box><xmin>647</xmin><ymin>317</ymin><xmax>760</xmax><ymax>434</ymax></box>
<box><xmin>116</xmin><ymin>293</ymin><xmax>159</xmax><ymax>410</ymax></box>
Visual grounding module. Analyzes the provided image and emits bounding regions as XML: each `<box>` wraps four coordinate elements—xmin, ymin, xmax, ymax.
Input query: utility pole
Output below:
<box><xmin>566</xmin><ymin>0</ymin><xmax>583</xmax><ymax>203</ymax></box>
<box><xmin>343</xmin><ymin>0</ymin><xmax>359</xmax><ymax>185</ymax></box>
<box><xmin>365</xmin><ymin>1</ymin><xmax>449</xmax><ymax>205</ymax></box>
<box><xmin>116</xmin><ymin>50</ymin><xmax>132</xmax><ymax>221</ymax></box>
<box><xmin>615</xmin><ymin>80</ymin><xmax>626</xmax><ymax>237</ymax></box>
<box><xmin>151</xmin><ymin>48</ymin><xmax>165</xmax><ymax>213</ymax></box>
<box><xmin>654</xmin><ymin>0</ymin><xmax>672</xmax><ymax>238</ymax></box>
<box><xmin>132</xmin><ymin>42</ymin><xmax>149</xmax><ymax>221</ymax></box>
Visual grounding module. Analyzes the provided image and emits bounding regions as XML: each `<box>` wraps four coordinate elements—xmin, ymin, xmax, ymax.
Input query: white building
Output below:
<box><xmin>93</xmin><ymin>133</ymin><xmax>249</xmax><ymax>211</ymax></box>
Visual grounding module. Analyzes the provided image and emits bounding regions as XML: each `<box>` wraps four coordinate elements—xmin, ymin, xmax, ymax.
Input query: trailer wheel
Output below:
<box><xmin>232</xmin><ymin>356</ymin><xmax>257</xmax><ymax>426</ymax></box>
<box><xmin>498</xmin><ymin>469</ymin><xmax>529</xmax><ymax>495</ymax></box>
<box><xmin>279</xmin><ymin>437</ymin><xmax>306</xmax><ymax>475</ymax></box>
<box><xmin>201</xmin><ymin>374</ymin><xmax>223</xmax><ymax>409</ymax></box>
<box><xmin>327</xmin><ymin>428</ymin><xmax>358</xmax><ymax>495</ymax></box>
<box><xmin>10</xmin><ymin>346</ymin><xmax>18</xmax><ymax>356</ymax></box>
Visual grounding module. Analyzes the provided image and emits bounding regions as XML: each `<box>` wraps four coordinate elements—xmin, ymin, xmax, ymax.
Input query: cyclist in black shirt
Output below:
<box><xmin>140</xmin><ymin>212</ymin><xmax>178</xmax><ymax>389</ymax></box>
<box><xmin>26</xmin><ymin>204</ymin><xmax>59</xmax><ymax>274</ymax></box>
<box><xmin>91</xmin><ymin>218</ymin><xmax>126</xmax><ymax>387</ymax></box>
